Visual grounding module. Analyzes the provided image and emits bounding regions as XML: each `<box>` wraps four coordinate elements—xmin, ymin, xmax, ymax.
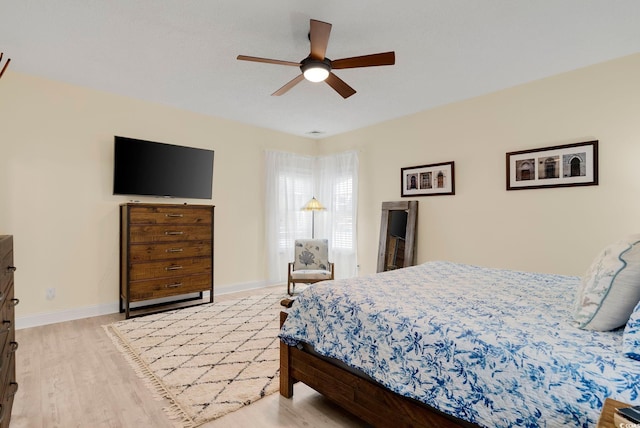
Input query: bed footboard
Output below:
<box><xmin>279</xmin><ymin>311</ymin><xmax>475</xmax><ymax>428</ymax></box>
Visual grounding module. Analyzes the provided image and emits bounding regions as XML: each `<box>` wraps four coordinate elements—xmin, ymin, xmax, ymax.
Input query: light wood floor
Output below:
<box><xmin>11</xmin><ymin>289</ymin><xmax>369</xmax><ymax>428</ymax></box>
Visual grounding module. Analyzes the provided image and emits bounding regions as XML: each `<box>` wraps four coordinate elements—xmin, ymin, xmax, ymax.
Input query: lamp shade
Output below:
<box><xmin>301</xmin><ymin>197</ymin><xmax>326</xmax><ymax>211</ymax></box>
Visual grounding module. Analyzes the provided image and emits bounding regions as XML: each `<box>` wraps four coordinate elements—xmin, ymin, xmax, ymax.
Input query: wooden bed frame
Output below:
<box><xmin>279</xmin><ymin>311</ymin><xmax>479</xmax><ymax>428</ymax></box>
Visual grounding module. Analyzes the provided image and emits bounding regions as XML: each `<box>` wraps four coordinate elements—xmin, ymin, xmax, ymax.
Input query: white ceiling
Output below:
<box><xmin>2</xmin><ymin>1</ymin><xmax>640</xmax><ymax>139</ymax></box>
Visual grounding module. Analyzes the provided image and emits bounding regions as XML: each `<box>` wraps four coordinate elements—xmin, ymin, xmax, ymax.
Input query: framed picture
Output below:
<box><xmin>506</xmin><ymin>140</ymin><xmax>598</xmax><ymax>191</ymax></box>
<box><xmin>401</xmin><ymin>161</ymin><xmax>455</xmax><ymax>197</ymax></box>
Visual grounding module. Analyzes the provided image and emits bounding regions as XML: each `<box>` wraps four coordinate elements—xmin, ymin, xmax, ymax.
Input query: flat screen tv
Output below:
<box><xmin>113</xmin><ymin>136</ymin><xmax>214</xmax><ymax>199</ymax></box>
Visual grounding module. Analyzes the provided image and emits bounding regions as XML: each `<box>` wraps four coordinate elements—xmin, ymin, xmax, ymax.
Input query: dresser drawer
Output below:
<box><xmin>0</xmin><ymin>335</ymin><xmax>16</xmax><ymax>393</ymax></box>
<box><xmin>0</xmin><ymin>353</ymin><xmax>17</xmax><ymax>428</ymax></box>
<box><xmin>0</xmin><ymin>326</ymin><xmax>8</xmax><ymax>388</ymax></box>
<box><xmin>0</xmin><ymin>335</ymin><xmax>15</xmax><ymax>407</ymax></box>
<box><xmin>128</xmin><ymin>240</ymin><xmax>212</xmax><ymax>262</ymax></box>
<box><xmin>128</xmin><ymin>205</ymin><xmax>212</xmax><ymax>225</ymax></box>
<box><xmin>129</xmin><ymin>257</ymin><xmax>212</xmax><ymax>281</ymax></box>
<box><xmin>0</xmin><ymin>286</ymin><xmax>14</xmax><ymax>348</ymax></box>
<box><xmin>0</xmin><ymin>273</ymin><xmax>10</xmax><ymax>309</ymax></box>
<box><xmin>0</xmin><ymin>238</ymin><xmax>13</xmax><ymax>301</ymax></box>
<box><xmin>129</xmin><ymin>274</ymin><xmax>212</xmax><ymax>301</ymax></box>
<box><xmin>128</xmin><ymin>225</ymin><xmax>212</xmax><ymax>243</ymax></box>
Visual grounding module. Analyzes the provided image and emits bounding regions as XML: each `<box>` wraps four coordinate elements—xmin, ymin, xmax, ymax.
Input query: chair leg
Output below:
<box><xmin>287</xmin><ymin>281</ymin><xmax>297</xmax><ymax>296</ymax></box>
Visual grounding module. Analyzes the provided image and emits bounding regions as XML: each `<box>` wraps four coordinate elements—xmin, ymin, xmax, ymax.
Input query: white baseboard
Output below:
<box><xmin>16</xmin><ymin>280</ymin><xmax>283</xmax><ymax>330</ymax></box>
<box><xmin>215</xmin><ymin>279</ymin><xmax>281</xmax><ymax>295</ymax></box>
<box><xmin>16</xmin><ymin>302</ymin><xmax>120</xmax><ymax>330</ymax></box>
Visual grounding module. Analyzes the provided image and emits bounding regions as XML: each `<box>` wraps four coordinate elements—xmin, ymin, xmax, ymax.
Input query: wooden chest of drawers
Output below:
<box><xmin>120</xmin><ymin>203</ymin><xmax>214</xmax><ymax>318</ymax></box>
<box><xmin>0</xmin><ymin>235</ymin><xmax>18</xmax><ymax>428</ymax></box>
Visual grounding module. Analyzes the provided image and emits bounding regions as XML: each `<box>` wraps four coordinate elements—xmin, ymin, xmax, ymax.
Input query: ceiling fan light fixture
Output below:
<box><xmin>301</xmin><ymin>58</ymin><xmax>330</xmax><ymax>82</ymax></box>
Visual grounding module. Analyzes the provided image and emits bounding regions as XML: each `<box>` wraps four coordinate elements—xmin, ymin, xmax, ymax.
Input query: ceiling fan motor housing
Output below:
<box><xmin>300</xmin><ymin>57</ymin><xmax>332</xmax><ymax>82</ymax></box>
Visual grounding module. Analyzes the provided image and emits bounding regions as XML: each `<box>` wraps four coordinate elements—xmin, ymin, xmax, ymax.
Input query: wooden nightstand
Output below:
<box><xmin>597</xmin><ymin>398</ymin><xmax>633</xmax><ymax>428</ymax></box>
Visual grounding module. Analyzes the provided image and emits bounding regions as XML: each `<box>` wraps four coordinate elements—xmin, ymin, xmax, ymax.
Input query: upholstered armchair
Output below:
<box><xmin>287</xmin><ymin>239</ymin><xmax>335</xmax><ymax>295</ymax></box>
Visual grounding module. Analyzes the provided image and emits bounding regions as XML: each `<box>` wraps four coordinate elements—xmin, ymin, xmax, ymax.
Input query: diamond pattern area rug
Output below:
<box><xmin>104</xmin><ymin>291</ymin><xmax>286</xmax><ymax>428</ymax></box>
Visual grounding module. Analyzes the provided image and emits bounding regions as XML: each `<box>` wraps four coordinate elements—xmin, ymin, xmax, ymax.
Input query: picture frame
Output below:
<box><xmin>506</xmin><ymin>140</ymin><xmax>598</xmax><ymax>191</ymax></box>
<box><xmin>401</xmin><ymin>161</ymin><xmax>455</xmax><ymax>197</ymax></box>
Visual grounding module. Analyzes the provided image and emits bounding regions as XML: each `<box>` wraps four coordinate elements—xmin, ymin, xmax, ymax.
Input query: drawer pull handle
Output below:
<box><xmin>2</xmin><ymin>320</ymin><xmax>11</xmax><ymax>331</ymax></box>
<box><xmin>10</xmin><ymin>298</ymin><xmax>19</xmax><ymax>307</ymax></box>
<box><xmin>165</xmin><ymin>265</ymin><xmax>183</xmax><ymax>271</ymax></box>
<box><xmin>165</xmin><ymin>283</ymin><xmax>182</xmax><ymax>289</ymax></box>
<box><xmin>8</xmin><ymin>382</ymin><xmax>18</xmax><ymax>397</ymax></box>
<box><xmin>165</xmin><ymin>214</ymin><xmax>184</xmax><ymax>218</ymax></box>
<box><xmin>166</xmin><ymin>248</ymin><xmax>184</xmax><ymax>253</ymax></box>
<box><xmin>6</xmin><ymin>265</ymin><xmax>16</xmax><ymax>272</ymax></box>
<box><xmin>9</xmin><ymin>341</ymin><xmax>18</xmax><ymax>353</ymax></box>
<box><xmin>164</xmin><ymin>231</ymin><xmax>184</xmax><ymax>235</ymax></box>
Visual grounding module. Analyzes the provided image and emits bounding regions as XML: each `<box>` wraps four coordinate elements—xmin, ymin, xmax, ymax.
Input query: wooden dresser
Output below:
<box><xmin>120</xmin><ymin>203</ymin><xmax>214</xmax><ymax>318</ymax></box>
<box><xmin>0</xmin><ymin>235</ymin><xmax>18</xmax><ymax>428</ymax></box>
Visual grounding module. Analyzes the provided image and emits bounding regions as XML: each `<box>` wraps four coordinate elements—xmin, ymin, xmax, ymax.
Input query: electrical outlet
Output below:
<box><xmin>46</xmin><ymin>288</ymin><xmax>56</xmax><ymax>300</ymax></box>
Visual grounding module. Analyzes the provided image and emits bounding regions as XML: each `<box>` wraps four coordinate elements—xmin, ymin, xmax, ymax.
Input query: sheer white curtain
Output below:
<box><xmin>265</xmin><ymin>150</ymin><xmax>358</xmax><ymax>283</ymax></box>
<box><xmin>314</xmin><ymin>151</ymin><xmax>359</xmax><ymax>279</ymax></box>
<box><xmin>265</xmin><ymin>151</ymin><xmax>314</xmax><ymax>283</ymax></box>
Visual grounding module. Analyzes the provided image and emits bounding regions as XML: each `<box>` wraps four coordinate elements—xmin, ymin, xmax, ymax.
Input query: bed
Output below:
<box><xmin>278</xmin><ymin>260</ymin><xmax>640</xmax><ymax>427</ymax></box>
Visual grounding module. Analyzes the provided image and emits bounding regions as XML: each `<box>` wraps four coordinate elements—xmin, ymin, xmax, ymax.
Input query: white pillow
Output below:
<box><xmin>573</xmin><ymin>234</ymin><xmax>640</xmax><ymax>331</ymax></box>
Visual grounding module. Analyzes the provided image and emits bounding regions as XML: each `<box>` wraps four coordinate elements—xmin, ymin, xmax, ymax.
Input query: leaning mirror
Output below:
<box><xmin>377</xmin><ymin>201</ymin><xmax>418</xmax><ymax>272</ymax></box>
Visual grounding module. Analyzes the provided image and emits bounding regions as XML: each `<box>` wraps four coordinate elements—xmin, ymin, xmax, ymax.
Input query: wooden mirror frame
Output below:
<box><xmin>377</xmin><ymin>201</ymin><xmax>418</xmax><ymax>272</ymax></box>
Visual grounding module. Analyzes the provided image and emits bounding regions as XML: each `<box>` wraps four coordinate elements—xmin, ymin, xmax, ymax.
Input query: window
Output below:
<box><xmin>332</xmin><ymin>176</ymin><xmax>353</xmax><ymax>250</ymax></box>
<box><xmin>265</xmin><ymin>150</ymin><xmax>358</xmax><ymax>282</ymax></box>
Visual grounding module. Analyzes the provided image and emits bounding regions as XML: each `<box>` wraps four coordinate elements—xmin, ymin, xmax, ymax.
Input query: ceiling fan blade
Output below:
<box><xmin>0</xmin><ymin>56</ymin><xmax>10</xmax><ymax>79</ymax></box>
<box><xmin>325</xmin><ymin>72</ymin><xmax>356</xmax><ymax>99</ymax></box>
<box><xmin>272</xmin><ymin>74</ymin><xmax>305</xmax><ymax>96</ymax></box>
<box><xmin>309</xmin><ymin>19</ymin><xmax>332</xmax><ymax>60</ymax></box>
<box><xmin>331</xmin><ymin>51</ymin><xmax>395</xmax><ymax>69</ymax></box>
<box><xmin>237</xmin><ymin>55</ymin><xmax>300</xmax><ymax>67</ymax></box>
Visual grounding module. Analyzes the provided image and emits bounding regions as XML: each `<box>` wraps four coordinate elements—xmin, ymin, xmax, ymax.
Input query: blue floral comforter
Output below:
<box><xmin>279</xmin><ymin>261</ymin><xmax>640</xmax><ymax>427</ymax></box>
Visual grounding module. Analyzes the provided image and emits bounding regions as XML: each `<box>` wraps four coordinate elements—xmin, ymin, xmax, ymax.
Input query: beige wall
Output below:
<box><xmin>320</xmin><ymin>53</ymin><xmax>640</xmax><ymax>277</ymax></box>
<box><xmin>2</xmin><ymin>53</ymin><xmax>640</xmax><ymax>325</ymax></box>
<box><xmin>0</xmin><ymin>73</ymin><xmax>314</xmax><ymax>324</ymax></box>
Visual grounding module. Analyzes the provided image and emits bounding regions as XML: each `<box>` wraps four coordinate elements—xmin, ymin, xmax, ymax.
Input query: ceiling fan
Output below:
<box><xmin>237</xmin><ymin>19</ymin><xmax>395</xmax><ymax>99</ymax></box>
